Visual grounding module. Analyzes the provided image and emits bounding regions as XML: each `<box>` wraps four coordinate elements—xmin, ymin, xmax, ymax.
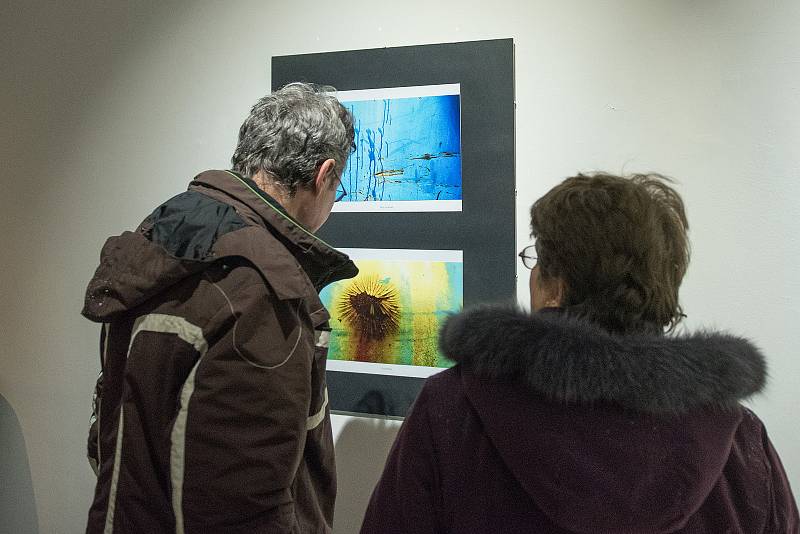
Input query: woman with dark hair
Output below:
<box><xmin>360</xmin><ymin>173</ymin><xmax>798</xmax><ymax>534</ymax></box>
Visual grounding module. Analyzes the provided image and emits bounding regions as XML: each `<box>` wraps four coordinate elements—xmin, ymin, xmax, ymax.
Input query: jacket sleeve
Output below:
<box><xmin>762</xmin><ymin>426</ymin><xmax>799</xmax><ymax>533</ymax></box>
<box><xmin>87</xmin><ymin>371</ymin><xmax>102</xmax><ymax>475</ymax></box>
<box><xmin>360</xmin><ymin>385</ymin><xmax>441</xmax><ymax>534</ymax></box>
<box><xmin>177</xmin><ymin>282</ymin><xmax>315</xmax><ymax>533</ymax></box>
<box><xmin>87</xmin><ymin>323</ymin><xmax>108</xmax><ymax>475</ymax></box>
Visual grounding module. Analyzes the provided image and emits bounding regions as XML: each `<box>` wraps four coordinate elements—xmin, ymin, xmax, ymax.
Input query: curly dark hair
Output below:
<box><xmin>530</xmin><ymin>172</ymin><xmax>690</xmax><ymax>334</ymax></box>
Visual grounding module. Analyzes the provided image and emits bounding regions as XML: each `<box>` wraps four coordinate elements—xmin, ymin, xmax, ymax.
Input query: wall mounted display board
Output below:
<box><xmin>273</xmin><ymin>39</ymin><xmax>515</xmax><ymax>417</ymax></box>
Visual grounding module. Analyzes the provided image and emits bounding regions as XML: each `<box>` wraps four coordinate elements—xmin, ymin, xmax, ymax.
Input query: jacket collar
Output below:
<box><xmin>440</xmin><ymin>304</ymin><xmax>767</xmax><ymax>414</ymax></box>
<box><xmin>189</xmin><ymin>170</ymin><xmax>357</xmax><ymax>294</ymax></box>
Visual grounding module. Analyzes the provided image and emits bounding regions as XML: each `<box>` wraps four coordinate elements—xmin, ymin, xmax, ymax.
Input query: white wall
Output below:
<box><xmin>2</xmin><ymin>1</ymin><xmax>798</xmax><ymax>532</ymax></box>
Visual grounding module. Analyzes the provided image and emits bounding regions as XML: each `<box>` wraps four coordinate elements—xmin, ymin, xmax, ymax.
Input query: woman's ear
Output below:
<box><xmin>542</xmin><ymin>274</ymin><xmax>567</xmax><ymax>308</ymax></box>
<box><xmin>553</xmin><ymin>277</ymin><xmax>567</xmax><ymax>306</ymax></box>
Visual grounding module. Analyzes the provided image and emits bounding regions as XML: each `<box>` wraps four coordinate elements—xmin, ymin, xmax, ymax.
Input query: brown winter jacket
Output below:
<box><xmin>82</xmin><ymin>170</ymin><xmax>357</xmax><ymax>534</ymax></box>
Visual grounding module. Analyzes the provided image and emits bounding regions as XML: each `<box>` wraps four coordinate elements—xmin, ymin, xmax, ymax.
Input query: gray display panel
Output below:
<box><xmin>272</xmin><ymin>39</ymin><xmax>515</xmax><ymax>417</ymax></box>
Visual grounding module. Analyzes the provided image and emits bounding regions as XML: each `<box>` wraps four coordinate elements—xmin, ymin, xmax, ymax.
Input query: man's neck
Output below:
<box><xmin>250</xmin><ymin>170</ymin><xmax>319</xmax><ymax>231</ymax></box>
<box><xmin>252</xmin><ymin>171</ymin><xmax>292</xmax><ymax>210</ymax></box>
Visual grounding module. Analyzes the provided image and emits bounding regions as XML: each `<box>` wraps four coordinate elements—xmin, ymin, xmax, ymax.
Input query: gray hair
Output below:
<box><xmin>231</xmin><ymin>82</ymin><xmax>355</xmax><ymax>194</ymax></box>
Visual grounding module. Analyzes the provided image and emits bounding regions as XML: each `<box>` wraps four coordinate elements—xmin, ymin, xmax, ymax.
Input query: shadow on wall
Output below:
<box><xmin>333</xmin><ymin>393</ymin><xmax>402</xmax><ymax>534</ymax></box>
<box><xmin>0</xmin><ymin>394</ymin><xmax>39</xmax><ymax>534</ymax></box>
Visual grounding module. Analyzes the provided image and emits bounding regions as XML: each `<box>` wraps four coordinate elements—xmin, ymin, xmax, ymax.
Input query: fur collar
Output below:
<box><xmin>440</xmin><ymin>305</ymin><xmax>766</xmax><ymax>414</ymax></box>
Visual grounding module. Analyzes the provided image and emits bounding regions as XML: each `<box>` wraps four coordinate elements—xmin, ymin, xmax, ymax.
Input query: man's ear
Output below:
<box><xmin>314</xmin><ymin>159</ymin><xmax>337</xmax><ymax>194</ymax></box>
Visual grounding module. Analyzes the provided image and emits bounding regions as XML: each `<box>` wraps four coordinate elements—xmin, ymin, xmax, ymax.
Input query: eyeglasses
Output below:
<box><xmin>327</xmin><ymin>162</ymin><xmax>348</xmax><ymax>202</ymax></box>
<box><xmin>335</xmin><ymin>179</ymin><xmax>348</xmax><ymax>202</ymax></box>
<box><xmin>518</xmin><ymin>245</ymin><xmax>537</xmax><ymax>269</ymax></box>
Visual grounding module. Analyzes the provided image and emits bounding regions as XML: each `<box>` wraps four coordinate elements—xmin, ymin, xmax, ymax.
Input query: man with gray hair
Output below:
<box><xmin>82</xmin><ymin>83</ymin><xmax>358</xmax><ymax>533</ymax></box>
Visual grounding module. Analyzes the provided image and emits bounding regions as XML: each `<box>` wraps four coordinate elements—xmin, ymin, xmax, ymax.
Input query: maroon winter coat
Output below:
<box><xmin>361</xmin><ymin>306</ymin><xmax>798</xmax><ymax>534</ymax></box>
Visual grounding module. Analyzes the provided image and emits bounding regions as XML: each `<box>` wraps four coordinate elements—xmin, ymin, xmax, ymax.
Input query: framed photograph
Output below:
<box><xmin>273</xmin><ymin>39</ymin><xmax>515</xmax><ymax>417</ymax></box>
<box><xmin>334</xmin><ymin>84</ymin><xmax>462</xmax><ymax>213</ymax></box>
<box><xmin>321</xmin><ymin>248</ymin><xmax>463</xmax><ymax>377</ymax></box>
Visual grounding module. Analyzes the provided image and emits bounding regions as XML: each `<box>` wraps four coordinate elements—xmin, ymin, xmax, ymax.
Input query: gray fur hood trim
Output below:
<box><xmin>439</xmin><ymin>305</ymin><xmax>767</xmax><ymax>414</ymax></box>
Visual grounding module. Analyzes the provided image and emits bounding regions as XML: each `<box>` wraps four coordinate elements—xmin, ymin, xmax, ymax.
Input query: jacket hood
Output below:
<box><xmin>82</xmin><ymin>231</ymin><xmax>210</xmax><ymax>321</ymax></box>
<box><xmin>82</xmin><ymin>170</ymin><xmax>357</xmax><ymax>322</ymax></box>
<box><xmin>439</xmin><ymin>305</ymin><xmax>767</xmax><ymax>534</ymax></box>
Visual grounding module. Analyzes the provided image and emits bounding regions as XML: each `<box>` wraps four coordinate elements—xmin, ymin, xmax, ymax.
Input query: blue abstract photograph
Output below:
<box><xmin>334</xmin><ymin>84</ymin><xmax>462</xmax><ymax>212</ymax></box>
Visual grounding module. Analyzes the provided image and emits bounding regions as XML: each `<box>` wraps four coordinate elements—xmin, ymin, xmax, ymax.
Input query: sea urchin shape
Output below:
<box><xmin>338</xmin><ymin>277</ymin><xmax>401</xmax><ymax>341</ymax></box>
